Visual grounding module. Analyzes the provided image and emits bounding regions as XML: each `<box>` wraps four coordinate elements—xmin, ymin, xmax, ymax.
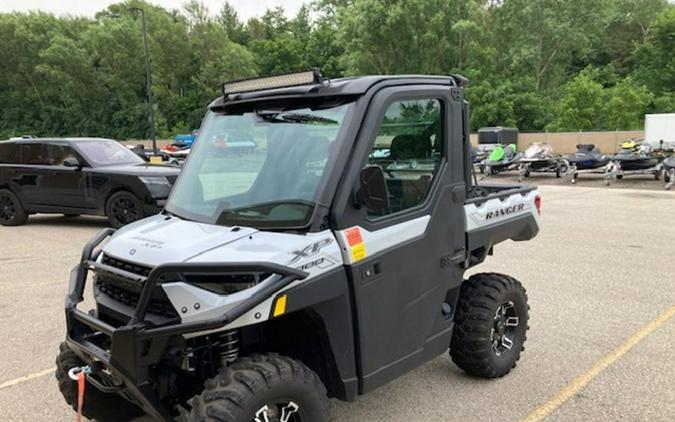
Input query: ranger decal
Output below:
<box><xmin>485</xmin><ymin>203</ymin><xmax>525</xmax><ymax>220</ymax></box>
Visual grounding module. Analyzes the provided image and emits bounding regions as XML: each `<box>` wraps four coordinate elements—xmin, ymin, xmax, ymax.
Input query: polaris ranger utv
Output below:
<box><xmin>57</xmin><ymin>70</ymin><xmax>540</xmax><ymax>422</ymax></box>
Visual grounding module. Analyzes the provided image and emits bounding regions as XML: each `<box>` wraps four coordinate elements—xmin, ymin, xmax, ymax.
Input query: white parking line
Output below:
<box><xmin>0</xmin><ymin>368</ymin><xmax>55</xmax><ymax>390</ymax></box>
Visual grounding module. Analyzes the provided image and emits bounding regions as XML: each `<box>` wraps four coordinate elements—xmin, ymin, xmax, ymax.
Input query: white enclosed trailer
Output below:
<box><xmin>644</xmin><ymin>113</ymin><xmax>675</xmax><ymax>150</ymax></box>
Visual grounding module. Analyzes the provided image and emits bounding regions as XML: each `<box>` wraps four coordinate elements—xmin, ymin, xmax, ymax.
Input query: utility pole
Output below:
<box><xmin>130</xmin><ymin>7</ymin><xmax>157</xmax><ymax>156</ymax></box>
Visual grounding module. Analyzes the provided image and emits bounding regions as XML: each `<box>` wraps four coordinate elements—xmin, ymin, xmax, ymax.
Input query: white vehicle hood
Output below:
<box><xmin>103</xmin><ymin>215</ymin><xmax>338</xmax><ymax>269</ymax></box>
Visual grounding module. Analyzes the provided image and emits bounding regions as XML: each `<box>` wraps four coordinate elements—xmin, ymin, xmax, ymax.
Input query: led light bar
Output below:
<box><xmin>223</xmin><ymin>69</ymin><xmax>324</xmax><ymax>96</ymax></box>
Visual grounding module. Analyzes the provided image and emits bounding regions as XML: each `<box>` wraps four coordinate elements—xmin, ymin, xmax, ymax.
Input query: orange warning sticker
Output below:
<box><xmin>345</xmin><ymin>227</ymin><xmax>363</xmax><ymax>246</ymax></box>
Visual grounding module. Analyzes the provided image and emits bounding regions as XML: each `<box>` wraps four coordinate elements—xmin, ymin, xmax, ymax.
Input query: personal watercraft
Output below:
<box><xmin>605</xmin><ymin>142</ymin><xmax>660</xmax><ymax>185</ymax></box>
<box><xmin>564</xmin><ymin>144</ymin><xmax>611</xmax><ymax>184</ymax></box>
<box><xmin>518</xmin><ymin>142</ymin><xmax>569</xmax><ymax>181</ymax></box>
<box><xmin>610</xmin><ymin>141</ymin><xmax>659</xmax><ymax>171</ymax></box>
<box><xmin>481</xmin><ymin>144</ymin><xmax>521</xmax><ymax>175</ymax></box>
<box><xmin>566</xmin><ymin>144</ymin><xmax>610</xmax><ymax>170</ymax></box>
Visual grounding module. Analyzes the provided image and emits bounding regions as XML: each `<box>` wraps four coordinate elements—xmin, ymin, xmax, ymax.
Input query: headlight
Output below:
<box><xmin>186</xmin><ymin>273</ymin><xmax>269</xmax><ymax>295</ymax></box>
<box><xmin>140</xmin><ymin>176</ymin><xmax>172</xmax><ymax>198</ymax></box>
<box><xmin>140</xmin><ymin>176</ymin><xmax>171</xmax><ymax>186</ymax></box>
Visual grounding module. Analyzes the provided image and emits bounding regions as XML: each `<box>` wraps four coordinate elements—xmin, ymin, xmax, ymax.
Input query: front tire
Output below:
<box><xmin>55</xmin><ymin>343</ymin><xmax>143</xmax><ymax>422</ymax></box>
<box><xmin>450</xmin><ymin>273</ymin><xmax>529</xmax><ymax>378</ymax></box>
<box><xmin>105</xmin><ymin>191</ymin><xmax>143</xmax><ymax>228</ymax></box>
<box><xmin>185</xmin><ymin>354</ymin><xmax>330</xmax><ymax>422</ymax></box>
<box><xmin>0</xmin><ymin>188</ymin><xmax>28</xmax><ymax>226</ymax></box>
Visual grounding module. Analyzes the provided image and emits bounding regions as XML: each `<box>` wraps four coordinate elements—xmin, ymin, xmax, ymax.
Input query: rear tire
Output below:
<box><xmin>55</xmin><ymin>343</ymin><xmax>143</xmax><ymax>422</ymax></box>
<box><xmin>450</xmin><ymin>273</ymin><xmax>529</xmax><ymax>378</ymax></box>
<box><xmin>185</xmin><ymin>354</ymin><xmax>330</xmax><ymax>422</ymax></box>
<box><xmin>0</xmin><ymin>188</ymin><xmax>28</xmax><ymax>226</ymax></box>
<box><xmin>105</xmin><ymin>191</ymin><xmax>144</xmax><ymax>228</ymax></box>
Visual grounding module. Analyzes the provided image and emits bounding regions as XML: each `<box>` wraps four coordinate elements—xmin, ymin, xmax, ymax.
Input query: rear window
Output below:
<box><xmin>0</xmin><ymin>143</ymin><xmax>19</xmax><ymax>164</ymax></box>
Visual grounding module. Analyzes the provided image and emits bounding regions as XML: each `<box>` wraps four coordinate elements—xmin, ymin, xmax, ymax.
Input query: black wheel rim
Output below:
<box><xmin>110</xmin><ymin>196</ymin><xmax>141</xmax><ymax>226</ymax></box>
<box><xmin>0</xmin><ymin>193</ymin><xmax>17</xmax><ymax>222</ymax></box>
<box><xmin>254</xmin><ymin>400</ymin><xmax>304</xmax><ymax>422</ymax></box>
<box><xmin>491</xmin><ymin>301</ymin><xmax>520</xmax><ymax>357</ymax></box>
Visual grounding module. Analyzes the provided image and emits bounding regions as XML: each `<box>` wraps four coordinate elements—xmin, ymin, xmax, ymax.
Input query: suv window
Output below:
<box><xmin>46</xmin><ymin>144</ymin><xmax>81</xmax><ymax>166</ymax></box>
<box><xmin>19</xmin><ymin>143</ymin><xmax>49</xmax><ymax>165</ymax></box>
<box><xmin>365</xmin><ymin>98</ymin><xmax>443</xmax><ymax>217</ymax></box>
<box><xmin>0</xmin><ymin>143</ymin><xmax>19</xmax><ymax>164</ymax></box>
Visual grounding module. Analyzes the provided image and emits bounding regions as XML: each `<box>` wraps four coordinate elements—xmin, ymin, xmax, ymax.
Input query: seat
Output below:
<box><xmin>389</xmin><ymin>134</ymin><xmax>432</xmax><ymax>161</ymax></box>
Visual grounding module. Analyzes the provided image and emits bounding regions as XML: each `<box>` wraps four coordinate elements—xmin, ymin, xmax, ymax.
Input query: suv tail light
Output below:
<box><xmin>534</xmin><ymin>194</ymin><xmax>541</xmax><ymax>215</ymax></box>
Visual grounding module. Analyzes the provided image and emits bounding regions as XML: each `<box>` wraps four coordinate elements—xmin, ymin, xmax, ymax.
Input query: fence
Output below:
<box><xmin>127</xmin><ymin>130</ymin><xmax>645</xmax><ymax>155</ymax></box>
<box><xmin>469</xmin><ymin>130</ymin><xmax>644</xmax><ymax>154</ymax></box>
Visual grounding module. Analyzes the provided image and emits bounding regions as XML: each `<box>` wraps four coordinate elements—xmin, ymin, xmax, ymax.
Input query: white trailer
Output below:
<box><xmin>644</xmin><ymin>113</ymin><xmax>675</xmax><ymax>150</ymax></box>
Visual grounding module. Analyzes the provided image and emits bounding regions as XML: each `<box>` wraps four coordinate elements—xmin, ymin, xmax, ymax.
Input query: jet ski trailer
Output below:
<box><xmin>517</xmin><ymin>142</ymin><xmax>569</xmax><ymax>182</ymax></box>
<box><xmin>661</xmin><ymin>155</ymin><xmax>675</xmax><ymax>190</ymax></box>
<box><xmin>604</xmin><ymin>141</ymin><xmax>660</xmax><ymax>186</ymax></box>
<box><xmin>564</xmin><ymin>144</ymin><xmax>611</xmax><ymax>184</ymax></box>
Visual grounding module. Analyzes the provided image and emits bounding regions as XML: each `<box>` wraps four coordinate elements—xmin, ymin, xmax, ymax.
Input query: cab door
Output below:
<box><xmin>332</xmin><ymin>85</ymin><xmax>467</xmax><ymax>393</ymax></box>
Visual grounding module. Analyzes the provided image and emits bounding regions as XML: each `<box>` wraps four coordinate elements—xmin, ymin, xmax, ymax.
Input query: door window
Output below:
<box><xmin>45</xmin><ymin>144</ymin><xmax>81</xmax><ymax>166</ymax></box>
<box><xmin>365</xmin><ymin>99</ymin><xmax>444</xmax><ymax>217</ymax></box>
<box><xmin>19</xmin><ymin>143</ymin><xmax>48</xmax><ymax>165</ymax></box>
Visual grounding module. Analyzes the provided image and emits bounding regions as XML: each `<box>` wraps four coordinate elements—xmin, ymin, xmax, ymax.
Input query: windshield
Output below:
<box><xmin>77</xmin><ymin>140</ymin><xmax>145</xmax><ymax>166</ymax></box>
<box><xmin>166</xmin><ymin>99</ymin><xmax>355</xmax><ymax>228</ymax></box>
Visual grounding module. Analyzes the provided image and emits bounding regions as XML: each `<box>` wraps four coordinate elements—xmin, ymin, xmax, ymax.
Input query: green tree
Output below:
<box><xmin>604</xmin><ymin>77</ymin><xmax>653</xmax><ymax>130</ymax></box>
<box><xmin>547</xmin><ymin>68</ymin><xmax>607</xmax><ymax>131</ymax></box>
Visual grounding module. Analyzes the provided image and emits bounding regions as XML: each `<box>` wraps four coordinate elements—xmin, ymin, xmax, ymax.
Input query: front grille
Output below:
<box><xmin>95</xmin><ymin>254</ymin><xmax>178</xmax><ymax>320</ymax></box>
<box><xmin>101</xmin><ymin>254</ymin><xmax>151</xmax><ymax>277</ymax></box>
<box><xmin>95</xmin><ymin>277</ymin><xmax>178</xmax><ymax>318</ymax></box>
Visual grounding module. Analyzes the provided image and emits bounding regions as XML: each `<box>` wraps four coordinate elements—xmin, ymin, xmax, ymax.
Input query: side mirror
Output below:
<box><xmin>62</xmin><ymin>157</ymin><xmax>82</xmax><ymax>168</ymax></box>
<box><xmin>357</xmin><ymin>165</ymin><xmax>390</xmax><ymax>211</ymax></box>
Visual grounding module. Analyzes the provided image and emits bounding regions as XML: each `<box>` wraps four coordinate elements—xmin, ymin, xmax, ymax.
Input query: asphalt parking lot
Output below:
<box><xmin>0</xmin><ymin>184</ymin><xmax>673</xmax><ymax>421</ymax></box>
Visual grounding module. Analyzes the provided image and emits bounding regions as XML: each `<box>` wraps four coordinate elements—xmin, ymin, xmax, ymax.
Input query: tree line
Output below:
<box><xmin>0</xmin><ymin>0</ymin><xmax>673</xmax><ymax>140</ymax></box>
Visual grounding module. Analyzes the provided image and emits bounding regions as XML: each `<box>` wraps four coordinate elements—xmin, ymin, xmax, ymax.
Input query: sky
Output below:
<box><xmin>0</xmin><ymin>0</ymin><xmax>306</xmax><ymax>20</ymax></box>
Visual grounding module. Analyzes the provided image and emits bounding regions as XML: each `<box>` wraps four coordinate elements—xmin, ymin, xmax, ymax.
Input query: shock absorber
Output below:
<box><xmin>215</xmin><ymin>329</ymin><xmax>239</xmax><ymax>365</ymax></box>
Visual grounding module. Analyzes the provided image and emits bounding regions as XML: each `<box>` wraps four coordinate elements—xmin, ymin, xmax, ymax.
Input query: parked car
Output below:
<box><xmin>0</xmin><ymin>138</ymin><xmax>181</xmax><ymax>227</ymax></box>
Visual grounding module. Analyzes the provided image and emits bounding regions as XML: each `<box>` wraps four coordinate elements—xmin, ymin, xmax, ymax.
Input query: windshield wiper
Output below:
<box><xmin>256</xmin><ymin>110</ymin><xmax>337</xmax><ymax>125</ymax></box>
<box><xmin>278</xmin><ymin>113</ymin><xmax>337</xmax><ymax>125</ymax></box>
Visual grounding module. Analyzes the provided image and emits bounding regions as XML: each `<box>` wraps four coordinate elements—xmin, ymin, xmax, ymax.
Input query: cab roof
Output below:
<box><xmin>211</xmin><ymin>74</ymin><xmax>466</xmax><ymax>108</ymax></box>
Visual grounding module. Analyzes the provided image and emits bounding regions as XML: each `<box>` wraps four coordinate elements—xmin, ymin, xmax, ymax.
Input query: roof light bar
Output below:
<box><xmin>222</xmin><ymin>69</ymin><xmax>324</xmax><ymax>96</ymax></box>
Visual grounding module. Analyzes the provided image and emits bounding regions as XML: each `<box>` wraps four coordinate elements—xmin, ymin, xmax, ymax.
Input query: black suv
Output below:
<box><xmin>0</xmin><ymin>138</ymin><xmax>180</xmax><ymax>227</ymax></box>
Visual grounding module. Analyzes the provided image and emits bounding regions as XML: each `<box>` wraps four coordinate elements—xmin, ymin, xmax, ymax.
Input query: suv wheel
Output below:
<box><xmin>55</xmin><ymin>343</ymin><xmax>143</xmax><ymax>422</ymax></box>
<box><xmin>450</xmin><ymin>273</ymin><xmax>529</xmax><ymax>378</ymax></box>
<box><xmin>106</xmin><ymin>191</ymin><xmax>143</xmax><ymax>228</ymax></box>
<box><xmin>184</xmin><ymin>354</ymin><xmax>330</xmax><ymax>422</ymax></box>
<box><xmin>0</xmin><ymin>189</ymin><xmax>28</xmax><ymax>226</ymax></box>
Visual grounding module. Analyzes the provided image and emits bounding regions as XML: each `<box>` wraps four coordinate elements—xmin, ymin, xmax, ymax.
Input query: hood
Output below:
<box><xmin>103</xmin><ymin>215</ymin><xmax>336</xmax><ymax>269</ymax></box>
<box><xmin>93</xmin><ymin>163</ymin><xmax>181</xmax><ymax>177</ymax></box>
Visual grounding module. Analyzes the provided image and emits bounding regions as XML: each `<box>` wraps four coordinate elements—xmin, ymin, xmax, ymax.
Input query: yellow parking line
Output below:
<box><xmin>0</xmin><ymin>367</ymin><xmax>55</xmax><ymax>390</ymax></box>
<box><xmin>521</xmin><ymin>304</ymin><xmax>675</xmax><ymax>422</ymax></box>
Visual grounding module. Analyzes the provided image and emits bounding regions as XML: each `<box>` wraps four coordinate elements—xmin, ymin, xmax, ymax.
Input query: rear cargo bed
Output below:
<box><xmin>463</xmin><ymin>183</ymin><xmax>540</xmax><ymax>267</ymax></box>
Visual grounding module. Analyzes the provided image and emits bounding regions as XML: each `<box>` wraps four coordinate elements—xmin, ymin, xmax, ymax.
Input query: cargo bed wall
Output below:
<box><xmin>463</xmin><ymin>185</ymin><xmax>539</xmax><ymax>266</ymax></box>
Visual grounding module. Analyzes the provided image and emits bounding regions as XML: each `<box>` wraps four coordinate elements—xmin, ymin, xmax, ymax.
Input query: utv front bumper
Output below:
<box><xmin>64</xmin><ymin>228</ymin><xmax>307</xmax><ymax>421</ymax></box>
